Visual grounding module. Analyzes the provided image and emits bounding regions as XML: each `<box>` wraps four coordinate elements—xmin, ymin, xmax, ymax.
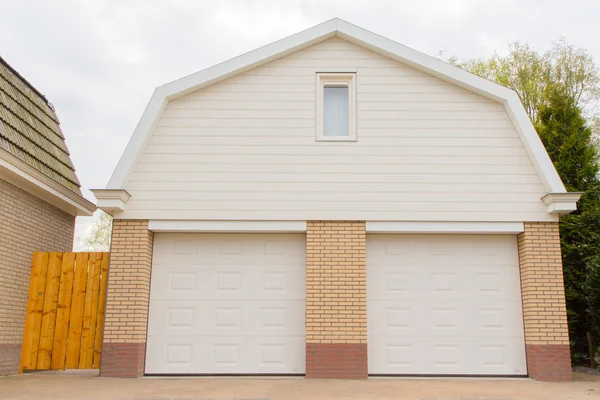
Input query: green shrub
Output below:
<box><xmin>571</xmin><ymin>352</ymin><xmax>588</xmax><ymax>366</ymax></box>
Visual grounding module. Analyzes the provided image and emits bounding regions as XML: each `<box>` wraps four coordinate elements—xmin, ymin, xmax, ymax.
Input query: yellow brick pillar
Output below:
<box><xmin>306</xmin><ymin>221</ymin><xmax>367</xmax><ymax>378</ymax></box>
<box><xmin>518</xmin><ymin>222</ymin><xmax>571</xmax><ymax>381</ymax></box>
<box><xmin>100</xmin><ymin>220</ymin><xmax>153</xmax><ymax>377</ymax></box>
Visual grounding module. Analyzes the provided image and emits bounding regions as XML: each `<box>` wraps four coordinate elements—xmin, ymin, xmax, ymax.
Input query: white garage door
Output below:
<box><xmin>146</xmin><ymin>233</ymin><xmax>306</xmax><ymax>374</ymax></box>
<box><xmin>367</xmin><ymin>234</ymin><xmax>527</xmax><ymax>376</ymax></box>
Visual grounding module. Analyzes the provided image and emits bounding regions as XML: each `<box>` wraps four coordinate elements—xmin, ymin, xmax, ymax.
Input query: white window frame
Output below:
<box><xmin>316</xmin><ymin>73</ymin><xmax>356</xmax><ymax>141</ymax></box>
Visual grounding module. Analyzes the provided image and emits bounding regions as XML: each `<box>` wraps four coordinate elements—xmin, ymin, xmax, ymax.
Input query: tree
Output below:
<box><xmin>84</xmin><ymin>211</ymin><xmax>113</xmax><ymax>251</ymax></box>
<box><xmin>442</xmin><ymin>39</ymin><xmax>600</xmax><ymax>363</ymax></box>
<box><xmin>585</xmin><ymin>255</ymin><xmax>600</xmax><ymax>359</ymax></box>
<box><xmin>443</xmin><ymin>38</ymin><xmax>600</xmax><ymax>124</ymax></box>
<box><xmin>546</xmin><ymin>39</ymin><xmax>600</xmax><ymax>111</ymax></box>
<box><xmin>536</xmin><ymin>86</ymin><xmax>600</xmax><ymax>360</ymax></box>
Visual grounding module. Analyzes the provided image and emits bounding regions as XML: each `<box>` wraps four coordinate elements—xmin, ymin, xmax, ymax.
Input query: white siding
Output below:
<box><xmin>121</xmin><ymin>37</ymin><xmax>554</xmax><ymax>222</ymax></box>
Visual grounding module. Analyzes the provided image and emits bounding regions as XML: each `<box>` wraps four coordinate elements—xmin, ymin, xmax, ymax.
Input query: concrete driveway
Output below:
<box><xmin>0</xmin><ymin>371</ymin><xmax>599</xmax><ymax>400</ymax></box>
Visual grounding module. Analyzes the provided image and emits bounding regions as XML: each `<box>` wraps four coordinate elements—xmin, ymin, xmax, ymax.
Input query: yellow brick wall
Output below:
<box><xmin>306</xmin><ymin>221</ymin><xmax>366</xmax><ymax>344</ymax></box>
<box><xmin>518</xmin><ymin>222</ymin><xmax>569</xmax><ymax>345</ymax></box>
<box><xmin>102</xmin><ymin>220</ymin><xmax>153</xmax><ymax>343</ymax></box>
<box><xmin>0</xmin><ymin>178</ymin><xmax>75</xmax><ymax>374</ymax></box>
<box><xmin>0</xmin><ymin>177</ymin><xmax>75</xmax><ymax>343</ymax></box>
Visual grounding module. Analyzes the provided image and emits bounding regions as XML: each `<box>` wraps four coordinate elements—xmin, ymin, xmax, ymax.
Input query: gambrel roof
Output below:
<box><xmin>103</xmin><ymin>18</ymin><xmax>577</xmax><ymax>213</ymax></box>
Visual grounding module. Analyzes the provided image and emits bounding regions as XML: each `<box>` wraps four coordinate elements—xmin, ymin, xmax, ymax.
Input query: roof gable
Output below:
<box><xmin>106</xmin><ymin>18</ymin><xmax>566</xmax><ymax>195</ymax></box>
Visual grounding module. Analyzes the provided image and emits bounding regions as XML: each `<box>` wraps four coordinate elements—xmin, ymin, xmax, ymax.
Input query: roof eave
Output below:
<box><xmin>90</xmin><ymin>188</ymin><xmax>131</xmax><ymax>214</ymax></box>
<box><xmin>0</xmin><ymin>149</ymin><xmax>96</xmax><ymax>216</ymax></box>
<box><xmin>542</xmin><ymin>192</ymin><xmax>583</xmax><ymax>216</ymax></box>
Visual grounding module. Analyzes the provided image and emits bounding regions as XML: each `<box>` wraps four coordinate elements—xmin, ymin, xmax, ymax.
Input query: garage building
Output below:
<box><xmin>93</xmin><ymin>19</ymin><xmax>580</xmax><ymax>382</ymax></box>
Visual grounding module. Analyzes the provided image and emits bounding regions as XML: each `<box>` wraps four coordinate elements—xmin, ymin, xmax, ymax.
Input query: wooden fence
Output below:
<box><xmin>20</xmin><ymin>252</ymin><xmax>109</xmax><ymax>371</ymax></box>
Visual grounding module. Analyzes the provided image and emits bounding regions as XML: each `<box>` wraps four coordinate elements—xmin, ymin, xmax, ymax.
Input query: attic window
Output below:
<box><xmin>316</xmin><ymin>73</ymin><xmax>356</xmax><ymax>141</ymax></box>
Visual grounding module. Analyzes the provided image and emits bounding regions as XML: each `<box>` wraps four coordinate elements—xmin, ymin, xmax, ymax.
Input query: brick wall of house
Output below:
<box><xmin>100</xmin><ymin>219</ymin><xmax>153</xmax><ymax>378</ymax></box>
<box><xmin>306</xmin><ymin>221</ymin><xmax>367</xmax><ymax>378</ymax></box>
<box><xmin>96</xmin><ymin>219</ymin><xmax>573</xmax><ymax>380</ymax></box>
<box><xmin>518</xmin><ymin>221</ymin><xmax>572</xmax><ymax>382</ymax></box>
<box><xmin>0</xmin><ymin>178</ymin><xmax>75</xmax><ymax>375</ymax></box>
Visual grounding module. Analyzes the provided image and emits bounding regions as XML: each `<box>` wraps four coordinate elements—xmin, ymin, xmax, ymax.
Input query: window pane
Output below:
<box><xmin>323</xmin><ymin>86</ymin><xmax>349</xmax><ymax>137</ymax></box>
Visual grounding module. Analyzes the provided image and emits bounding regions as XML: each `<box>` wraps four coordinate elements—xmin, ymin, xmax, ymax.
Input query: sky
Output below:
<box><xmin>1</xmin><ymin>0</ymin><xmax>599</xmax><ymax>249</ymax></box>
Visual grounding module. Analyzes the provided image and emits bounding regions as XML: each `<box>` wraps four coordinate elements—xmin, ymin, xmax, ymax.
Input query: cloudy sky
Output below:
<box><xmin>1</xmin><ymin>0</ymin><xmax>599</xmax><ymax>248</ymax></box>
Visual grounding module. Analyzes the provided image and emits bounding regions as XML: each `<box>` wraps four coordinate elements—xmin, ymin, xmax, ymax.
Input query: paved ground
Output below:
<box><xmin>1</xmin><ymin>371</ymin><xmax>599</xmax><ymax>400</ymax></box>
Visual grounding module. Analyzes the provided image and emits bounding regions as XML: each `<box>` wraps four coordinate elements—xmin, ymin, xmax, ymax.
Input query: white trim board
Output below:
<box><xmin>148</xmin><ymin>220</ymin><xmax>307</xmax><ymax>233</ymax></box>
<box><xmin>105</xmin><ymin>18</ymin><xmax>566</xmax><ymax>196</ymax></box>
<box><xmin>148</xmin><ymin>220</ymin><xmax>523</xmax><ymax>234</ymax></box>
<box><xmin>366</xmin><ymin>222</ymin><xmax>525</xmax><ymax>234</ymax></box>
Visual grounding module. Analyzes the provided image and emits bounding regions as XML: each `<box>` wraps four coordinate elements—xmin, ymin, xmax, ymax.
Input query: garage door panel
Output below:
<box><xmin>149</xmin><ymin>265</ymin><xmax>305</xmax><ymax>300</ymax></box>
<box><xmin>147</xmin><ymin>299</ymin><xmax>305</xmax><ymax>336</ymax></box>
<box><xmin>147</xmin><ymin>233</ymin><xmax>305</xmax><ymax>374</ymax></box>
<box><xmin>368</xmin><ymin>336</ymin><xmax>527</xmax><ymax>375</ymax></box>
<box><xmin>368</xmin><ymin>300</ymin><xmax>524</xmax><ymax>338</ymax></box>
<box><xmin>368</xmin><ymin>235</ymin><xmax>517</xmax><ymax>267</ymax></box>
<box><xmin>368</xmin><ymin>265</ymin><xmax>522</xmax><ymax>302</ymax></box>
<box><xmin>152</xmin><ymin>234</ymin><xmax>304</xmax><ymax>266</ymax></box>
<box><xmin>367</xmin><ymin>234</ymin><xmax>526</xmax><ymax>376</ymax></box>
<box><xmin>145</xmin><ymin>336</ymin><xmax>305</xmax><ymax>374</ymax></box>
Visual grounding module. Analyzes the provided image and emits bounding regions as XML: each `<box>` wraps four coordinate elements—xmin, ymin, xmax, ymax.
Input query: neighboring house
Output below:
<box><xmin>92</xmin><ymin>19</ymin><xmax>580</xmax><ymax>382</ymax></box>
<box><xmin>0</xmin><ymin>56</ymin><xmax>96</xmax><ymax>375</ymax></box>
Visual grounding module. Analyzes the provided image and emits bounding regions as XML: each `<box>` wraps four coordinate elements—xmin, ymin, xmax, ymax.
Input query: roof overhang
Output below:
<box><xmin>90</xmin><ymin>189</ymin><xmax>131</xmax><ymax>214</ymax></box>
<box><xmin>104</xmin><ymin>18</ymin><xmax>577</xmax><ymax>216</ymax></box>
<box><xmin>542</xmin><ymin>193</ymin><xmax>583</xmax><ymax>216</ymax></box>
<box><xmin>0</xmin><ymin>149</ymin><xmax>96</xmax><ymax>216</ymax></box>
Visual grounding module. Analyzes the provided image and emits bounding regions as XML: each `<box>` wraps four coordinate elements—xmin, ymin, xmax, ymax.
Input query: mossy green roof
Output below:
<box><xmin>0</xmin><ymin>56</ymin><xmax>81</xmax><ymax>193</ymax></box>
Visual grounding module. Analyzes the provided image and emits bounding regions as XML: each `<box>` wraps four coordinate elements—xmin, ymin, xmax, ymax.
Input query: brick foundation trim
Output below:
<box><xmin>526</xmin><ymin>344</ymin><xmax>572</xmax><ymax>382</ymax></box>
<box><xmin>0</xmin><ymin>343</ymin><xmax>21</xmax><ymax>375</ymax></box>
<box><xmin>100</xmin><ymin>342</ymin><xmax>146</xmax><ymax>378</ymax></box>
<box><xmin>306</xmin><ymin>343</ymin><xmax>367</xmax><ymax>379</ymax></box>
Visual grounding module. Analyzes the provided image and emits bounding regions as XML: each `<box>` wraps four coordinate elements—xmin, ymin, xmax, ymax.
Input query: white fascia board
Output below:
<box><xmin>335</xmin><ymin>20</ymin><xmax>512</xmax><ymax>102</ymax></box>
<box><xmin>504</xmin><ymin>94</ymin><xmax>566</xmax><ymax>192</ymax></box>
<box><xmin>148</xmin><ymin>220</ymin><xmax>307</xmax><ymax>233</ymax></box>
<box><xmin>335</xmin><ymin>19</ymin><xmax>565</xmax><ymax>194</ymax></box>
<box><xmin>161</xmin><ymin>20</ymin><xmax>338</xmax><ymax>100</ymax></box>
<box><xmin>104</xmin><ymin>17</ymin><xmax>567</xmax><ymax>195</ymax></box>
<box><xmin>366</xmin><ymin>221</ymin><xmax>525</xmax><ymax>234</ymax></box>
<box><xmin>106</xmin><ymin>92</ymin><xmax>167</xmax><ymax>189</ymax></box>
<box><xmin>106</xmin><ymin>19</ymin><xmax>337</xmax><ymax>189</ymax></box>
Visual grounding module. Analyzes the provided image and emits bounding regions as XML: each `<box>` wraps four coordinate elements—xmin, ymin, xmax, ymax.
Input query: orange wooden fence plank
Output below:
<box><xmin>93</xmin><ymin>253</ymin><xmax>110</xmax><ymax>368</ymax></box>
<box><xmin>86</xmin><ymin>253</ymin><xmax>104</xmax><ymax>367</ymax></box>
<box><xmin>64</xmin><ymin>253</ymin><xmax>89</xmax><ymax>369</ymax></box>
<box><xmin>36</xmin><ymin>252</ymin><xmax>63</xmax><ymax>369</ymax></box>
<box><xmin>21</xmin><ymin>251</ymin><xmax>110</xmax><ymax>372</ymax></box>
<box><xmin>50</xmin><ymin>252</ymin><xmax>76</xmax><ymax>370</ymax></box>
<box><xmin>79</xmin><ymin>253</ymin><xmax>102</xmax><ymax>368</ymax></box>
<box><xmin>20</xmin><ymin>252</ymin><xmax>49</xmax><ymax>371</ymax></box>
